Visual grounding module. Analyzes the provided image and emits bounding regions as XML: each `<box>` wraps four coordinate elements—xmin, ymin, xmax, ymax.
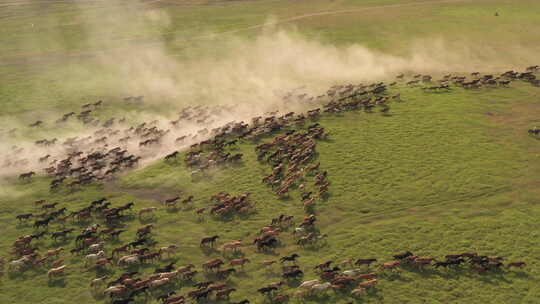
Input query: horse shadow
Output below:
<box><xmin>366</xmin><ymin>289</ymin><xmax>384</xmax><ymax>301</ymax></box>
<box><xmin>228</xmin><ymin>162</ymin><xmax>246</xmax><ymax>169</ymax></box>
<box><xmin>52</xmin><ymin>238</ymin><xmax>72</xmax><ymax>247</ymax></box>
<box><xmin>257</xmin><ymin>249</ymin><xmax>280</xmax><ymax>257</ymax></box>
<box><xmin>425</xmin><ymin>89</ymin><xmax>452</xmax><ymax>95</ymax></box>
<box><xmin>381</xmin><ymin>272</ymin><xmax>410</xmax><ymax>282</ymax></box>
<box><xmin>263</xmin><ymin>268</ymin><xmax>280</xmax><ymax>277</ymax></box>
<box><xmin>303</xmin><ymin>293</ymin><xmax>333</xmax><ymax>303</ymax></box>
<box><xmin>71</xmin><ymin>220</ymin><xmax>91</xmax><ymax>228</ymax></box>
<box><xmin>165</xmin><ymin>207</ymin><xmax>180</xmax><ymax>214</ymax></box>
<box><xmin>237</xmin><ymin>211</ymin><xmax>257</xmax><ymax>221</ymax></box>
<box><xmin>212</xmin><ymin>214</ymin><xmax>235</xmax><ymax>223</ymax></box>
<box><xmin>7</xmin><ymin>271</ymin><xmax>28</xmax><ymax>280</ymax></box>
<box><xmin>139</xmin><ymin>216</ymin><xmax>158</xmax><ymax>225</ymax></box>
<box><xmin>303</xmin><ymin>205</ymin><xmax>316</xmax><ymax>214</ymax></box>
<box><xmin>15</xmin><ymin>222</ymin><xmax>31</xmax><ymax>229</ymax></box>
<box><xmin>234</xmin><ymin>269</ymin><xmax>252</xmax><ymax>279</ymax></box>
<box><xmin>159</xmin><ymin>257</ymin><xmax>180</xmax><ymax>264</ymax></box>
<box><xmin>509</xmin><ymin>270</ymin><xmax>530</xmax><ymax>279</ymax></box>
<box><xmin>318</xmin><ymin>135</ymin><xmax>334</xmax><ymax>143</ymax></box>
<box><xmin>402</xmin><ymin>265</ymin><xmax>440</xmax><ymax>278</ymax></box>
<box><xmin>108</xmin><ymin>237</ymin><xmax>124</xmax><ymax>245</ymax></box>
<box><xmin>301</xmin><ymin>242</ymin><xmax>327</xmax><ymax>251</ymax></box>
<box><xmin>122</xmin><ymin>214</ymin><xmax>137</xmax><ymax>222</ymax></box>
<box><xmin>436</xmin><ymin>268</ymin><xmax>464</xmax><ymax>280</ymax></box>
<box><xmin>284</xmin><ymin>278</ymin><xmax>302</xmax><ymax>288</ymax></box>
<box><xmin>319</xmin><ymin>189</ymin><xmax>332</xmax><ymax>200</ymax></box>
<box><xmin>277</xmin><ymin>195</ymin><xmax>293</xmax><ymax>202</ymax></box>
<box><xmin>182</xmin><ymin>205</ymin><xmax>195</xmax><ymax>212</ymax></box>
<box><xmin>47</xmin><ymin>278</ymin><xmax>67</xmax><ymax>287</ymax></box>
<box><xmin>222</xmin><ymin>251</ymin><xmax>245</xmax><ymax>260</ymax></box>
<box><xmin>91</xmin><ymin>267</ymin><xmax>115</xmax><ymax>277</ymax></box>
<box><xmin>90</xmin><ymin>291</ymin><xmax>107</xmax><ymax>301</ymax></box>
<box><xmin>200</xmin><ymin>247</ymin><xmax>220</xmax><ymax>256</ymax></box>
<box><xmin>124</xmin><ymin>263</ymin><xmax>144</xmax><ymax>272</ymax></box>
<box><xmin>477</xmin><ymin>270</ymin><xmax>512</xmax><ymax>284</ymax></box>
<box><xmin>67</xmin><ymin>187</ymin><xmax>83</xmax><ymax>194</ymax></box>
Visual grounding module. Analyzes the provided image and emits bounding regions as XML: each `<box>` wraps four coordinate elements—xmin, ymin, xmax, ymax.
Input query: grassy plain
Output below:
<box><xmin>1</xmin><ymin>0</ymin><xmax>540</xmax><ymax>303</ymax></box>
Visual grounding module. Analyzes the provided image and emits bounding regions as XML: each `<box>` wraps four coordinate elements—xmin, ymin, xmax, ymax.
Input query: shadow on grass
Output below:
<box><xmin>222</xmin><ymin>251</ymin><xmax>245</xmax><ymax>260</ymax></box>
<box><xmin>87</xmin><ymin>267</ymin><xmax>115</xmax><ymax>277</ymax></box>
<box><xmin>7</xmin><ymin>270</ymin><xmax>28</xmax><ymax>280</ymax></box>
<box><xmin>476</xmin><ymin>269</ymin><xmax>513</xmax><ymax>284</ymax></box>
<box><xmin>51</xmin><ymin>238</ymin><xmax>72</xmax><ymax>247</ymax></box>
<box><xmin>509</xmin><ymin>270</ymin><xmax>530</xmax><ymax>279</ymax></box>
<box><xmin>400</xmin><ymin>264</ymin><xmax>440</xmax><ymax>278</ymax></box>
<box><xmin>165</xmin><ymin>207</ymin><xmax>180</xmax><ymax>214</ymax></box>
<box><xmin>200</xmin><ymin>247</ymin><xmax>220</xmax><ymax>256</ymax></box>
<box><xmin>234</xmin><ymin>269</ymin><xmax>252</xmax><ymax>279</ymax></box>
<box><xmin>47</xmin><ymin>277</ymin><xmax>67</xmax><ymax>287</ymax></box>
<box><xmin>380</xmin><ymin>271</ymin><xmax>411</xmax><ymax>282</ymax></box>
<box><xmin>15</xmin><ymin>222</ymin><xmax>31</xmax><ymax>229</ymax></box>
<box><xmin>139</xmin><ymin>216</ymin><xmax>158</xmax><ymax>225</ymax></box>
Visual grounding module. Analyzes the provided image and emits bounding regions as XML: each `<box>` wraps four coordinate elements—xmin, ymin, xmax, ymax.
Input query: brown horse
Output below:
<box><xmin>507</xmin><ymin>262</ymin><xmax>526</xmax><ymax>268</ymax></box>
<box><xmin>230</xmin><ymin>258</ymin><xmax>250</xmax><ymax>268</ymax></box>
<box><xmin>216</xmin><ymin>288</ymin><xmax>236</xmax><ymax>299</ymax></box>
<box><xmin>200</xmin><ymin>235</ymin><xmax>219</xmax><ymax>247</ymax></box>
<box><xmin>202</xmin><ymin>259</ymin><xmax>223</xmax><ymax>271</ymax></box>
<box><xmin>112</xmin><ymin>245</ymin><xmax>130</xmax><ymax>257</ymax></box>
<box><xmin>379</xmin><ymin>261</ymin><xmax>400</xmax><ymax>271</ymax></box>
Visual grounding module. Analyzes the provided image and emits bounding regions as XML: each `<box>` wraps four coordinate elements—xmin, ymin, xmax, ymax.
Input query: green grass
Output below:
<box><xmin>1</xmin><ymin>0</ymin><xmax>540</xmax><ymax>303</ymax></box>
<box><xmin>1</xmin><ymin>82</ymin><xmax>540</xmax><ymax>303</ymax></box>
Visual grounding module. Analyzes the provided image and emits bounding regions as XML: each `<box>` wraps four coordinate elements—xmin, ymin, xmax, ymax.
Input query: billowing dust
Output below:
<box><xmin>0</xmin><ymin>0</ymin><xmax>538</xmax><ymax>185</ymax></box>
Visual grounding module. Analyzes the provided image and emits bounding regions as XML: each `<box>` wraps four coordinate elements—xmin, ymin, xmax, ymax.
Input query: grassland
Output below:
<box><xmin>1</xmin><ymin>0</ymin><xmax>540</xmax><ymax>303</ymax></box>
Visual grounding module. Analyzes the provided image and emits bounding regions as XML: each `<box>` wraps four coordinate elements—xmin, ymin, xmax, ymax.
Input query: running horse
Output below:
<box><xmin>47</xmin><ymin>265</ymin><xmax>66</xmax><ymax>280</ymax></box>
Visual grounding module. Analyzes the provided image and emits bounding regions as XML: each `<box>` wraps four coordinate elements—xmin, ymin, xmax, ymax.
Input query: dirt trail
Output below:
<box><xmin>0</xmin><ymin>0</ymin><xmax>99</xmax><ymax>7</ymax></box>
<box><xmin>218</xmin><ymin>0</ymin><xmax>477</xmax><ymax>35</ymax></box>
<box><xmin>0</xmin><ymin>0</ymin><xmax>477</xmax><ymax>67</ymax></box>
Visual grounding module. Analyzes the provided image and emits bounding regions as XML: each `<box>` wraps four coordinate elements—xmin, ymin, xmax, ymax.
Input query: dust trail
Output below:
<box><xmin>0</xmin><ymin>0</ymin><xmax>538</xmax><ymax>185</ymax></box>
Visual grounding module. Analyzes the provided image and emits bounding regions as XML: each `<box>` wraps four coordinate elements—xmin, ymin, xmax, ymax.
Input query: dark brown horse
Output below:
<box><xmin>200</xmin><ymin>235</ymin><xmax>219</xmax><ymax>247</ymax></box>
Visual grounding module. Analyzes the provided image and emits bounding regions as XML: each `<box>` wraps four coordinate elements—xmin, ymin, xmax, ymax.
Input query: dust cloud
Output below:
<box><xmin>0</xmin><ymin>0</ymin><xmax>538</xmax><ymax>184</ymax></box>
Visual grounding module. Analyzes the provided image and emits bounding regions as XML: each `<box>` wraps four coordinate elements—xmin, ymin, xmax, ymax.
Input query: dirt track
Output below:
<box><xmin>0</xmin><ymin>0</ymin><xmax>478</xmax><ymax>67</ymax></box>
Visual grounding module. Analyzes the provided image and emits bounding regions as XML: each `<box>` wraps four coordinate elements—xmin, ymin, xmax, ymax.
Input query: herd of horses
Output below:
<box><xmin>3</xmin><ymin>193</ymin><xmax>529</xmax><ymax>304</ymax></box>
<box><xmin>6</xmin><ymin>65</ymin><xmax>539</xmax><ymax>185</ymax></box>
<box><xmin>1</xmin><ymin>67</ymin><xmax>539</xmax><ymax>303</ymax></box>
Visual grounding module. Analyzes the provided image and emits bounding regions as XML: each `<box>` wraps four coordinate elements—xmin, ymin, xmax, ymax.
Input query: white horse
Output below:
<box><xmin>85</xmin><ymin>251</ymin><xmax>105</xmax><ymax>266</ymax></box>
<box><xmin>104</xmin><ymin>285</ymin><xmax>126</xmax><ymax>295</ymax></box>
<box><xmin>118</xmin><ymin>255</ymin><xmax>140</xmax><ymax>266</ymax></box>
<box><xmin>311</xmin><ymin>283</ymin><xmax>332</xmax><ymax>293</ymax></box>
<box><xmin>87</xmin><ymin>242</ymin><xmax>105</xmax><ymax>254</ymax></box>
<box><xmin>8</xmin><ymin>257</ymin><xmax>29</xmax><ymax>270</ymax></box>
<box><xmin>299</xmin><ymin>279</ymin><xmax>319</xmax><ymax>289</ymax></box>
<box><xmin>90</xmin><ymin>275</ymin><xmax>109</xmax><ymax>288</ymax></box>
<box><xmin>82</xmin><ymin>223</ymin><xmax>100</xmax><ymax>234</ymax></box>
<box><xmin>149</xmin><ymin>277</ymin><xmax>170</xmax><ymax>288</ymax></box>
<box><xmin>159</xmin><ymin>245</ymin><xmax>179</xmax><ymax>257</ymax></box>
<box><xmin>293</xmin><ymin>227</ymin><xmax>306</xmax><ymax>236</ymax></box>
<box><xmin>342</xmin><ymin>269</ymin><xmax>363</xmax><ymax>276</ymax></box>
<box><xmin>47</xmin><ymin>265</ymin><xmax>66</xmax><ymax>279</ymax></box>
<box><xmin>158</xmin><ymin>270</ymin><xmax>179</xmax><ymax>280</ymax></box>
<box><xmin>351</xmin><ymin>287</ymin><xmax>366</xmax><ymax>297</ymax></box>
